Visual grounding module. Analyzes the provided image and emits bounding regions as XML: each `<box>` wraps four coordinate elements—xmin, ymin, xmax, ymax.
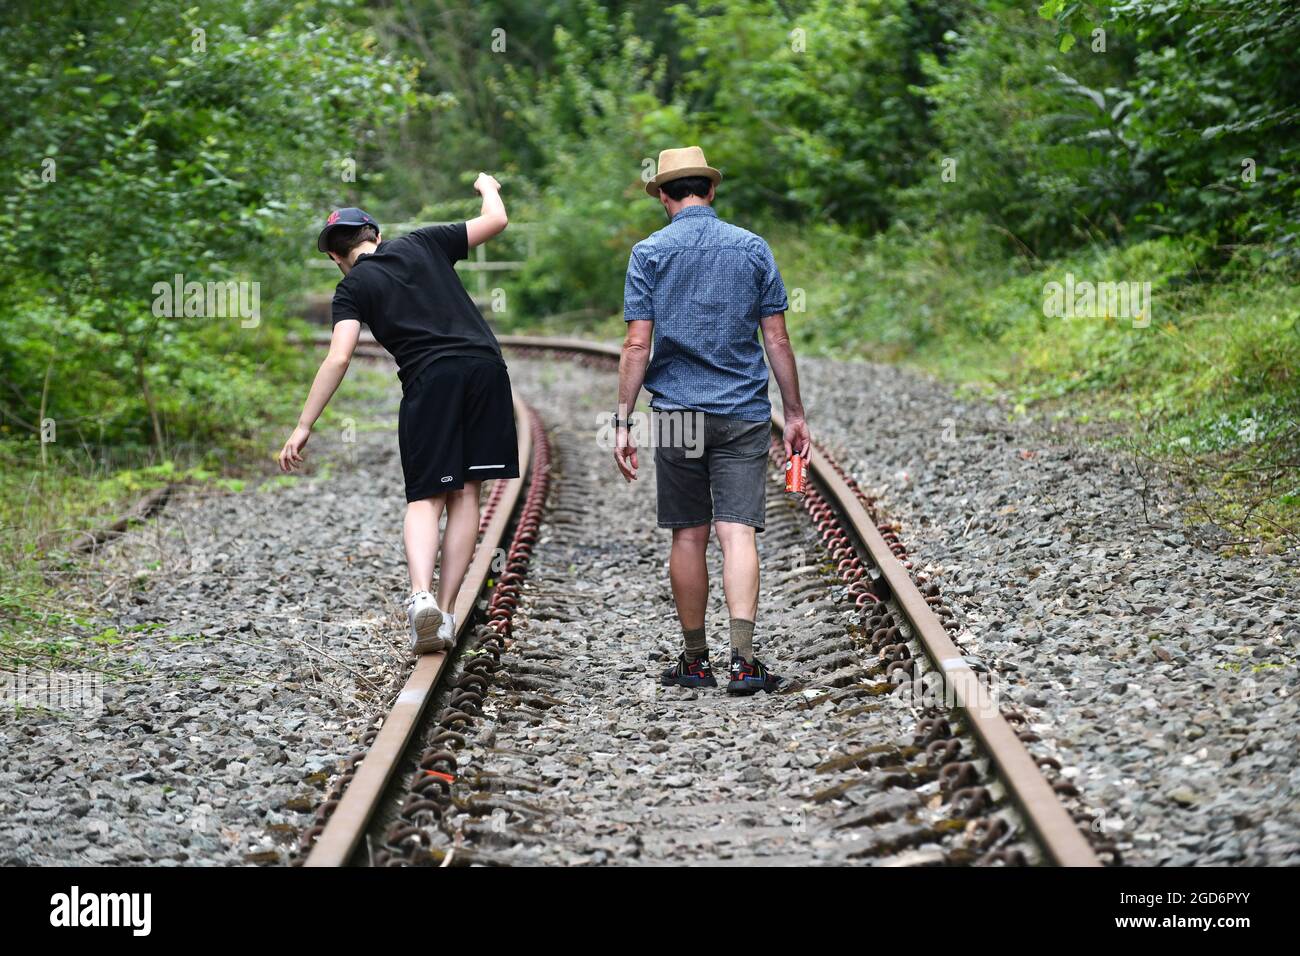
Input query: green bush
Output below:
<box><xmin>496</xmin><ymin>1</ymin><xmax>695</xmax><ymax>320</ymax></box>
<box><xmin>0</xmin><ymin>0</ymin><xmax>419</xmax><ymax>456</ymax></box>
<box><xmin>671</xmin><ymin>0</ymin><xmax>960</xmax><ymax>232</ymax></box>
<box><xmin>1040</xmin><ymin>0</ymin><xmax>1300</xmax><ymax>250</ymax></box>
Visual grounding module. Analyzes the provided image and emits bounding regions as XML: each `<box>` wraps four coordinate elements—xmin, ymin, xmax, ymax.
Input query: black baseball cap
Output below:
<box><xmin>316</xmin><ymin>207</ymin><xmax>380</xmax><ymax>253</ymax></box>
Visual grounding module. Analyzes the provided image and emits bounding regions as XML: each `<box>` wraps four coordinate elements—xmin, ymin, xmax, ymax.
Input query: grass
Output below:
<box><xmin>491</xmin><ymin>302</ymin><xmax>625</xmax><ymax>343</ymax></box>
<box><xmin>0</xmin><ymin>455</ymin><xmax>194</xmax><ymax>658</ymax></box>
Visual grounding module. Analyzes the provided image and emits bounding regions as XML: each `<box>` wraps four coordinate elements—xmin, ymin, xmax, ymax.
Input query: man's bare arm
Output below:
<box><xmin>759</xmin><ymin>312</ymin><xmax>811</xmax><ymax>458</ymax></box>
<box><xmin>278</xmin><ymin>319</ymin><xmax>360</xmax><ymax>471</ymax></box>
<box><xmin>614</xmin><ymin>319</ymin><xmax>653</xmax><ymax>481</ymax></box>
<box><xmin>466</xmin><ymin>173</ymin><xmax>507</xmax><ymax>249</ymax></box>
<box><xmin>618</xmin><ymin>320</ymin><xmax>653</xmax><ymax>416</ymax></box>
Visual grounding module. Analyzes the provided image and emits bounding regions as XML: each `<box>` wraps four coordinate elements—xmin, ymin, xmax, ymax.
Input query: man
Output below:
<box><xmin>614</xmin><ymin>146</ymin><xmax>811</xmax><ymax>695</ymax></box>
<box><xmin>278</xmin><ymin>173</ymin><xmax>514</xmax><ymax>655</ymax></box>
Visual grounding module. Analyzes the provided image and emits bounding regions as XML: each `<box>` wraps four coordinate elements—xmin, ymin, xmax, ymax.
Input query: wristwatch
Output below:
<box><xmin>611</xmin><ymin>413</ymin><xmax>630</xmax><ymax>430</ymax></box>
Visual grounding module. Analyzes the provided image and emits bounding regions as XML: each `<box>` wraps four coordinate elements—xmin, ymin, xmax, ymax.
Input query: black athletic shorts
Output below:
<box><xmin>398</xmin><ymin>356</ymin><xmax>519</xmax><ymax>501</ymax></box>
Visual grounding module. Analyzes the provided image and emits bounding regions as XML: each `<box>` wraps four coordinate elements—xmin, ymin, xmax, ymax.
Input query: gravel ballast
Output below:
<box><xmin>798</xmin><ymin>356</ymin><xmax>1299</xmax><ymax>865</ymax></box>
<box><xmin>435</xmin><ymin>357</ymin><xmax>1021</xmax><ymax>865</ymax></box>
<box><xmin>3</xmin><ymin>347</ymin><xmax>1293</xmax><ymax>867</ymax></box>
<box><xmin>0</xmin><ymin>374</ymin><xmax>413</xmax><ymax>865</ymax></box>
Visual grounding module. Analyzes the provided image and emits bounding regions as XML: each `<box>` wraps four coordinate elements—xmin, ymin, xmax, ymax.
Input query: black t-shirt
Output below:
<box><xmin>331</xmin><ymin>223</ymin><xmax>504</xmax><ymax>387</ymax></box>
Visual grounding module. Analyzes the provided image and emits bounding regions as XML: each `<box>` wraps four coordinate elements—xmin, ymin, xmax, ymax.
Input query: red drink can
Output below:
<box><xmin>785</xmin><ymin>454</ymin><xmax>807</xmax><ymax>500</ymax></box>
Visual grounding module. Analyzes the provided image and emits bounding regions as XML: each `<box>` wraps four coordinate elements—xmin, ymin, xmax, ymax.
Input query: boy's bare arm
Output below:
<box><xmin>759</xmin><ymin>312</ymin><xmax>811</xmax><ymax>459</ymax></box>
<box><xmin>466</xmin><ymin>173</ymin><xmax>507</xmax><ymax>248</ymax></box>
<box><xmin>278</xmin><ymin>319</ymin><xmax>360</xmax><ymax>472</ymax></box>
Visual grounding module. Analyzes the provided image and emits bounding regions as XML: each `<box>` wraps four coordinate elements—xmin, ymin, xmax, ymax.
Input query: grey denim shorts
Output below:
<box><xmin>653</xmin><ymin>410</ymin><xmax>771</xmax><ymax>531</ymax></box>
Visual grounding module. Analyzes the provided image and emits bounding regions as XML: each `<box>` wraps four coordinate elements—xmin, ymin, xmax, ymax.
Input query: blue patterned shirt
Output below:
<box><xmin>623</xmin><ymin>205</ymin><xmax>788</xmax><ymax>421</ymax></box>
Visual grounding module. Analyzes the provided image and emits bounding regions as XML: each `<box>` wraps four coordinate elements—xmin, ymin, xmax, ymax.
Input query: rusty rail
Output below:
<box><xmin>772</xmin><ymin>408</ymin><xmax>1099</xmax><ymax>866</ymax></box>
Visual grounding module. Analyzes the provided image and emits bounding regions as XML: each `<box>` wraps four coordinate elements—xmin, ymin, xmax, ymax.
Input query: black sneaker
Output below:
<box><xmin>661</xmin><ymin>653</ymin><xmax>718</xmax><ymax>688</ymax></box>
<box><xmin>727</xmin><ymin>653</ymin><xmax>783</xmax><ymax>695</ymax></box>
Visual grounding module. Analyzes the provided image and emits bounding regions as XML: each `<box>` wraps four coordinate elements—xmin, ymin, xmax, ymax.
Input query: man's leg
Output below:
<box><xmin>405</xmin><ymin>495</ymin><xmax>448</xmax><ymax>594</ymax></box>
<box><xmin>670</xmin><ymin>523</ymin><xmax>710</xmax><ymax>659</ymax></box>
<box><xmin>655</xmin><ymin>408</ymin><xmax>715</xmax><ymax>685</ymax></box>
<box><xmin>715</xmin><ymin>520</ymin><xmax>759</xmax><ymax>660</ymax></box>
<box><xmin>436</xmin><ymin>481</ymin><xmax>482</xmax><ymax>611</ymax></box>
<box><xmin>708</xmin><ymin>418</ymin><xmax>780</xmax><ymax>692</ymax></box>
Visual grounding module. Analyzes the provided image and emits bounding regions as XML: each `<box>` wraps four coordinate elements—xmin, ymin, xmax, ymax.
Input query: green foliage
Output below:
<box><xmin>1040</xmin><ymin>0</ymin><xmax>1300</xmax><ymax>248</ymax></box>
<box><xmin>0</xmin><ymin>0</ymin><xmax>418</xmax><ymax>456</ymax></box>
<box><xmin>2</xmin><ymin>0</ymin><xmax>1296</xmax><ymax>559</ymax></box>
<box><xmin>0</xmin><ymin>0</ymin><xmax>420</xmax><ymax>615</ymax></box>
<box><xmin>672</xmin><ymin>0</ymin><xmax>959</xmax><ymax>232</ymax></box>
<box><xmin>767</xmin><ymin>218</ymin><xmax>1300</xmax><ymax>541</ymax></box>
<box><xmin>365</xmin><ymin>0</ymin><xmax>696</xmax><ymax>216</ymax></box>
<box><xmin>495</xmin><ymin>0</ymin><xmax>694</xmax><ymax>318</ymax></box>
<box><xmin>903</xmin><ymin>4</ymin><xmax>1142</xmax><ymax>254</ymax></box>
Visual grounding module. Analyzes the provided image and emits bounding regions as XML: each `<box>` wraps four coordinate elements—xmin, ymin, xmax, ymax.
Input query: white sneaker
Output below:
<box><xmin>405</xmin><ymin>591</ymin><xmax>443</xmax><ymax>654</ymax></box>
<box><xmin>437</xmin><ymin>612</ymin><xmax>457</xmax><ymax>651</ymax></box>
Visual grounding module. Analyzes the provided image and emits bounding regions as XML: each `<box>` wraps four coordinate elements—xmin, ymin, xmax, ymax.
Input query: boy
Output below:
<box><xmin>278</xmin><ymin>173</ymin><xmax>514</xmax><ymax>654</ymax></box>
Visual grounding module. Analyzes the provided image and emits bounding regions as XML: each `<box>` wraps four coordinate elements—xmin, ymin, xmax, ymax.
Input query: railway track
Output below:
<box><xmin>293</xmin><ymin>335</ymin><xmax>1107</xmax><ymax>867</ymax></box>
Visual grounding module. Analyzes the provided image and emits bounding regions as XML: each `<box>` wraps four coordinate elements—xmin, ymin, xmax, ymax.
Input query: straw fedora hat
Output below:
<box><xmin>645</xmin><ymin>146</ymin><xmax>723</xmax><ymax>197</ymax></box>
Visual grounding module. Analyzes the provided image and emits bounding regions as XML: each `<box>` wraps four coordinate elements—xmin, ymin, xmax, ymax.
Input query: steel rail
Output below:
<box><xmin>769</xmin><ymin>407</ymin><xmax>1099</xmax><ymax>866</ymax></box>
<box><xmin>303</xmin><ymin>390</ymin><xmax>534</xmax><ymax>867</ymax></box>
<box><xmin>495</xmin><ymin>334</ymin><xmax>1099</xmax><ymax>867</ymax></box>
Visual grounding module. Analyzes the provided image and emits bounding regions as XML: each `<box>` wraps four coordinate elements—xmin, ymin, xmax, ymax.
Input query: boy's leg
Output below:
<box><xmin>399</xmin><ymin>361</ymin><xmax>460</xmax><ymax>598</ymax></box>
<box><xmin>405</xmin><ymin>495</ymin><xmax>448</xmax><ymax>594</ymax></box>
<box><xmin>405</xmin><ymin>494</ymin><xmax>448</xmax><ymax>654</ymax></box>
<box><xmin>446</xmin><ymin>358</ymin><xmax>518</xmax><ymax>613</ymax></box>
<box><xmin>435</xmin><ymin>481</ymin><xmax>482</xmax><ymax>612</ymax></box>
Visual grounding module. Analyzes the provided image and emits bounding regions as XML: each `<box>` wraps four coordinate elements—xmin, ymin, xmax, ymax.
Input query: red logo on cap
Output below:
<box><xmin>327</xmin><ymin>210</ymin><xmax>340</xmax><ymax>225</ymax></box>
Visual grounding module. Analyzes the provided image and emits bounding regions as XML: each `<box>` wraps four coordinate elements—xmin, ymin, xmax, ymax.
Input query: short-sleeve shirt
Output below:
<box><xmin>622</xmin><ymin>205</ymin><xmax>788</xmax><ymax>421</ymax></box>
<box><xmin>331</xmin><ymin>223</ymin><xmax>504</xmax><ymax>388</ymax></box>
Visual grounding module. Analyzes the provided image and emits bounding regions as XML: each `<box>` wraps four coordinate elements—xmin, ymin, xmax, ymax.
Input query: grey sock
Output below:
<box><xmin>730</xmin><ymin>618</ymin><xmax>755</xmax><ymax>661</ymax></box>
<box><xmin>683</xmin><ymin>626</ymin><xmax>708</xmax><ymax>662</ymax></box>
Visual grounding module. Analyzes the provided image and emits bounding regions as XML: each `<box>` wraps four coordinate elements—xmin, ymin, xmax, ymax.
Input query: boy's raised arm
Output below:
<box><xmin>466</xmin><ymin>173</ymin><xmax>508</xmax><ymax>249</ymax></box>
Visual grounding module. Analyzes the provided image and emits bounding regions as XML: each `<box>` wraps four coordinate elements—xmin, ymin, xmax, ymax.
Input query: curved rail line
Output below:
<box><xmin>301</xmin><ymin>332</ymin><xmax>1100</xmax><ymax>867</ymax></box>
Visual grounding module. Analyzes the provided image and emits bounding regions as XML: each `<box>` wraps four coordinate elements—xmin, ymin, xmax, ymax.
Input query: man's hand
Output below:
<box><xmin>783</xmin><ymin>416</ymin><xmax>811</xmax><ymax>460</ymax></box>
<box><xmin>614</xmin><ymin>425</ymin><xmax>639</xmax><ymax>482</ymax></box>
<box><xmin>278</xmin><ymin>425</ymin><xmax>312</xmax><ymax>472</ymax></box>
<box><xmin>474</xmin><ymin>172</ymin><xmax>502</xmax><ymax>194</ymax></box>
